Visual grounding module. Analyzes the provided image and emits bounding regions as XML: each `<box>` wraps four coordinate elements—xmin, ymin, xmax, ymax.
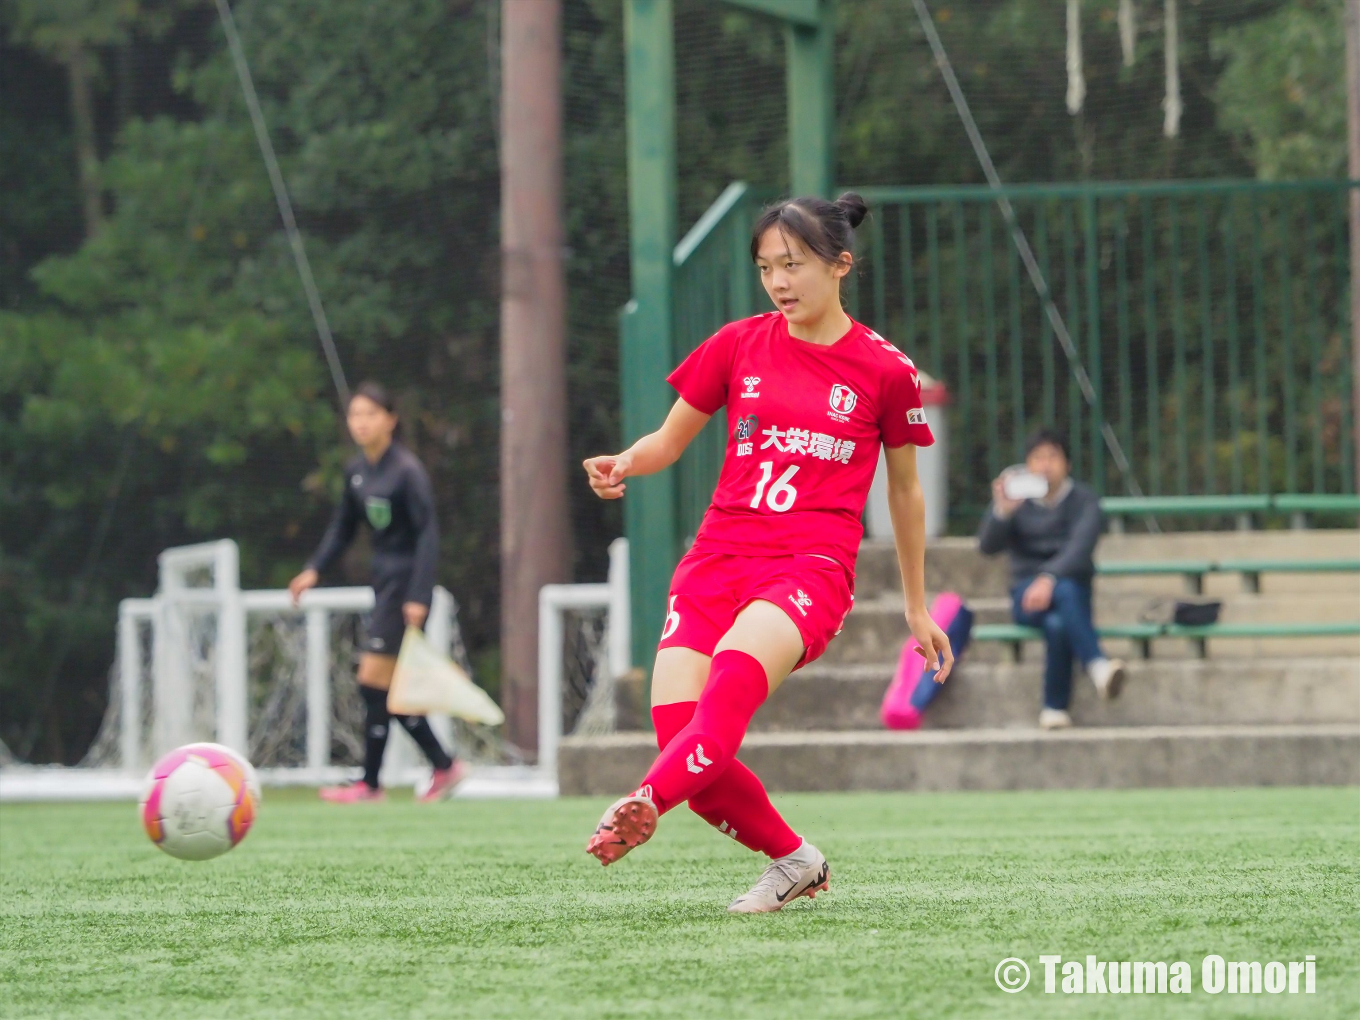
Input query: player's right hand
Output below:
<box><xmin>288</xmin><ymin>568</ymin><xmax>319</xmax><ymax>605</ymax></box>
<box><xmin>583</xmin><ymin>453</ymin><xmax>632</xmax><ymax>499</ymax></box>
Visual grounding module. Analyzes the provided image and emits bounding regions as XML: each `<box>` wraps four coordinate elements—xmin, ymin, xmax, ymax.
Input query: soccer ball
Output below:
<box><xmin>139</xmin><ymin>742</ymin><xmax>262</xmax><ymax>861</ymax></box>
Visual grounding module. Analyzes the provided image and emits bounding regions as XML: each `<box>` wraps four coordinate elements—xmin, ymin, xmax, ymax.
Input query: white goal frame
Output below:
<box><xmin>116</xmin><ymin>539</ymin><xmax>465</xmax><ymax>783</ymax></box>
<box><xmin>1</xmin><ymin>537</ymin><xmax>631</xmax><ymax>801</ymax></box>
<box><xmin>537</xmin><ymin>537</ymin><xmax>631</xmax><ymax>780</ymax></box>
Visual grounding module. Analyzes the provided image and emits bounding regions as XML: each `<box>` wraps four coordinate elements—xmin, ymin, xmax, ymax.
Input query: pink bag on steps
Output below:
<box><xmin>879</xmin><ymin>592</ymin><xmax>969</xmax><ymax>730</ymax></box>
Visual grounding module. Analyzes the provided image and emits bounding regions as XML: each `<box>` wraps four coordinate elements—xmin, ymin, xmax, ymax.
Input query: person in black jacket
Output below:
<box><xmin>978</xmin><ymin>429</ymin><xmax>1126</xmax><ymax>729</ymax></box>
<box><xmin>289</xmin><ymin>382</ymin><xmax>463</xmax><ymax>802</ymax></box>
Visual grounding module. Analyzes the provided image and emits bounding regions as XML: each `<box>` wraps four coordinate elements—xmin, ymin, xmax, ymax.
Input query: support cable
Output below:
<box><xmin>911</xmin><ymin>0</ymin><xmax>1149</xmax><ymax>510</ymax></box>
<box><xmin>214</xmin><ymin>0</ymin><xmax>349</xmax><ymax>404</ymax></box>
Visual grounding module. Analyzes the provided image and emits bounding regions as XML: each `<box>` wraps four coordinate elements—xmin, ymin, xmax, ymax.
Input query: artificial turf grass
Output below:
<box><xmin>0</xmin><ymin>787</ymin><xmax>1355</xmax><ymax>1019</ymax></box>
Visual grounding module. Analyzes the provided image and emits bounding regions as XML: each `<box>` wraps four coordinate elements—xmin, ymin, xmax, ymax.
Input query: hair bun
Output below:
<box><xmin>835</xmin><ymin>191</ymin><xmax>869</xmax><ymax>229</ymax></box>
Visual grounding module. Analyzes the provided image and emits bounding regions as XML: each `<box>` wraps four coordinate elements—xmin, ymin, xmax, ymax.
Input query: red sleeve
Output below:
<box><xmin>878</xmin><ymin>358</ymin><xmax>936</xmax><ymax>448</ymax></box>
<box><xmin>666</xmin><ymin>323</ymin><xmax>738</xmax><ymax>415</ymax></box>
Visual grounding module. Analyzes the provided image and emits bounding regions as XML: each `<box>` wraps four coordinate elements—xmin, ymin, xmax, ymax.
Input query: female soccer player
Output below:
<box><xmin>581</xmin><ymin>193</ymin><xmax>953</xmax><ymax>912</ymax></box>
<box><xmin>289</xmin><ymin>382</ymin><xmax>464</xmax><ymax>803</ymax></box>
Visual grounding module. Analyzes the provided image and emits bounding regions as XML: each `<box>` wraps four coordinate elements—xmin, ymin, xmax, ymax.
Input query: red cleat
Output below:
<box><xmin>319</xmin><ymin>782</ymin><xmax>385</xmax><ymax>803</ymax></box>
<box><xmin>585</xmin><ymin>793</ymin><xmax>658</xmax><ymax>866</ymax></box>
<box><xmin>418</xmin><ymin>760</ymin><xmax>467</xmax><ymax>803</ymax></box>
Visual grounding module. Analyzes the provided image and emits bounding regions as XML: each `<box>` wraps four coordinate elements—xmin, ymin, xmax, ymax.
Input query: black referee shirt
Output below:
<box><xmin>306</xmin><ymin>442</ymin><xmax>440</xmax><ymax>606</ymax></box>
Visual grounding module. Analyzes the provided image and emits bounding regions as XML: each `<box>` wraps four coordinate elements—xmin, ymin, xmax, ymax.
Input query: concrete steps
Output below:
<box><xmin>855</xmin><ymin>530</ymin><xmax>1360</xmax><ymax>600</ymax></box>
<box><xmin>610</xmin><ymin>657</ymin><xmax>1360</xmax><ymax>732</ymax></box>
<box><xmin>832</xmin><ymin>594</ymin><xmax>1360</xmax><ymax>664</ymax></box>
<box><xmin>559</xmin><ymin>531</ymin><xmax>1360</xmax><ymax>797</ymax></box>
<box><xmin>558</xmin><ymin>724</ymin><xmax>1360</xmax><ymax>795</ymax></box>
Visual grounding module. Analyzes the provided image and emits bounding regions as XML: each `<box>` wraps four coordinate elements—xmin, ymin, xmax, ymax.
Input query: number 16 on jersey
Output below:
<box><xmin>750</xmin><ymin>462</ymin><xmax>799</xmax><ymax>512</ymax></box>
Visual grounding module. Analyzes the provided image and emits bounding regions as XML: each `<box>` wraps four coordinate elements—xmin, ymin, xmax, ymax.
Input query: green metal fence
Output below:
<box><xmin>667</xmin><ymin>179</ymin><xmax>1357</xmax><ymax>537</ymax></box>
<box><xmin>671</xmin><ymin>182</ymin><xmax>765</xmax><ymax>542</ymax></box>
<box><xmin>853</xmin><ymin>180</ymin><xmax>1356</xmax><ymax>521</ymax></box>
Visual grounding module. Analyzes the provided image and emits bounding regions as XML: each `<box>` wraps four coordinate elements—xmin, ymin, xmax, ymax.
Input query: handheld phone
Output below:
<box><xmin>1001</xmin><ymin>468</ymin><xmax>1048</xmax><ymax>501</ymax></box>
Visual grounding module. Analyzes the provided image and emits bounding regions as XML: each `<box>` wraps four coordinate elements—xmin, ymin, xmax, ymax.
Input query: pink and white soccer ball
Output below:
<box><xmin>139</xmin><ymin>742</ymin><xmax>262</xmax><ymax>861</ymax></box>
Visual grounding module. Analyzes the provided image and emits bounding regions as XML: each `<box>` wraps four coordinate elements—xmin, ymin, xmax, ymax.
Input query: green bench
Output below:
<box><xmin>1096</xmin><ymin>558</ymin><xmax>1360</xmax><ymax>594</ymax></box>
<box><xmin>1100</xmin><ymin>494</ymin><xmax>1360</xmax><ymax>531</ymax></box>
<box><xmin>974</xmin><ymin>621</ymin><xmax>1360</xmax><ymax>662</ymax></box>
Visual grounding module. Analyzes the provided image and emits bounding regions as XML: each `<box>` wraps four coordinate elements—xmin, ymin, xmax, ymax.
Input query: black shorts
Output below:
<box><xmin>364</xmin><ymin>567</ymin><xmax>411</xmax><ymax>656</ymax></box>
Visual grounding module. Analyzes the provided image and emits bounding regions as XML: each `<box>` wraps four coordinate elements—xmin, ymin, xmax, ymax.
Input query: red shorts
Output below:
<box><xmin>656</xmin><ymin>550</ymin><xmax>855</xmax><ymax>669</ymax></box>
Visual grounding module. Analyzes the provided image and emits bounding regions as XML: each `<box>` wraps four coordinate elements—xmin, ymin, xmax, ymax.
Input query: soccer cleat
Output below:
<box><xmin>585</xmin><ymin>793</ymin><xmax>658</xmax><ymax>866</ymax></box>
<box><xmin>319</xmin><ymin>782</ymin><xmax>385</xmax><ymax>803</ymax></box>
<box><xmin>1089</xmin><ymin>658</ymin><xmax>1127</xmax><ymax>700</ymax></box>
<box><xmin>1038</xmin><ymin>707</ymin><xmax>1072</xmax><ymax>730</ymax></box>
<box><xmin>727</xmin><ymin>841</ymin><xmax>829</xmax><ymax>914</ymax></box>
<box><xmin>418</xmin><ymin>760</ymin><xmax>468</xmax><ymax>803</ymax></box>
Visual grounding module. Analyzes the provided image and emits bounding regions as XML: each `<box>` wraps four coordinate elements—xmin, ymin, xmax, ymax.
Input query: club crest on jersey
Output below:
<box><xmin>828</xmin><ymin>384</ymin><xmax>857</xmax><ymax>422</ymax></box>
<box><xmin>907</xmin><ymin>407</ymin><xmax>928</xmax><ymax>425</ymax></box>
<box><xmin>741</xmin><ymin>375</ymin><xmax>761</xmax><ymax>398</ymax></box>
<box><xmin>734</xmin><ymin>414</ymin><xmax>758</xmax><ymax>456</ymax></box>
<box><xmin>365</xmin><ymin>496</ymin><xmax>392</xmax><ymax>531</ymax></box>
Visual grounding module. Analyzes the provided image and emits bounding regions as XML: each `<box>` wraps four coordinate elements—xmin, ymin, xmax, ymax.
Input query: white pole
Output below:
<box><xmin>427</xmin><ymin>586</ymin><xmax>453</xmax><ymax>654</ymax></box>
<box><xmin>424</xmin><ymin>586</ymin><xmax>456</xmax><ymax>756</ymax></box>
<box><xmin>1163</xmin><ymin>0</ymin><xmax>1181</xmax><ymax>138</ymax></box>
<box><xmin>117</xmin><ymin>601</ymin><xmax>145</xmax><ymax>773</ymax></box>
<box><xmin>213</xmin><ymin>540</ymin><xmax>249</xmax><ymax>754</ymax></box>
<box><xmin>154</xmin><ymin>554</ymin><xmax>191</xmax><ymax>755</ymax></box>
<box><xmin>537</xmin><ymin>586</ymin><xmax>565</xmax><ymax>776</ymax></box>
<box><xmin>305</xmin><ymin>607</ymin><xmax>330</xmax><ymax>770</ymax></box>
<box><xmin>607</xmin><ymin>538</ymin><xmax>631</xmax><ymax>680</ymax></box>
<box><xmin>1066</xmin><ymin>0</ymin><xmax>1085</xmax><ymax>116</ymax></box>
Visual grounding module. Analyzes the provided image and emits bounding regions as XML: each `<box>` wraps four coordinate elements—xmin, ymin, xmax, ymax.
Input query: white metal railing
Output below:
<box><xmin>537</xmin><ymin>537</ymin><xmax>630</xmax><ymax>780</ymax></box>
<box><xmin>115</xmin><ymin>539</ymin><xmax>456</xmax><ymax>778</ymax></box>
<box><xmin>112</xmin><ymin>537</ymin><xmax>632</xmax><ymax>792</ymax></box>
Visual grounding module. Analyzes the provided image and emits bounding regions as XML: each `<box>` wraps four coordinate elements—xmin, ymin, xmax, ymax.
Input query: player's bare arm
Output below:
<box><xmin>583</xmin><ymin>397</ymin><xmax>711</xmax><ymax>499</ymax></box>
<box><xmin>884</xmin><ymin>442</ymin><xmax>954</xmax><ymax>683</ymax></box>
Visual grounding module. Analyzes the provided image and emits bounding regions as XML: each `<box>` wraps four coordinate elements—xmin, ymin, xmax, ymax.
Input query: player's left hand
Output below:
<box><xmin>1021</xmin><ymin>575</ymin><xmax>1055</xmax><ymax>613</ymax></box>
<box><xmin>907</xmin><ymin>608</ymin><xmax>953</xmax><ymax>683</ymax></box>
<box><xmin>403</xmin><ymin>602</ymin><xmax>429</xmax><ymax>629</ymax></box>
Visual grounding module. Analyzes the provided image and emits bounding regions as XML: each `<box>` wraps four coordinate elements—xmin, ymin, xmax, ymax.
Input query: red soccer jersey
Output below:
<box><xmin>667</xmin><ymin>312</ymin><xmax>935</xmax><ymax>573</ymax></box>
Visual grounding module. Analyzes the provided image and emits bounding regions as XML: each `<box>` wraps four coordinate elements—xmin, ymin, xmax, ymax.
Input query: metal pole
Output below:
<box><xmin>500</xmin><ymin>0</ymin><xmax>571</xmax><ymax>760</ymax></box>
<box><xmin>1346</xmin><ymin>0</ymin><xmax>1360</xmax><ymax>493</ymax></box>
<box><xmin>785</xmin><ymin>0</ymin><xmax>832</xmax><ymax>197</ymax></box>
<box><xmin>118</xmin><ymin>602</ymin><xmax>145</xmax><ymax>773</ymax></box>
<box><xmin>622</xmin><ymin>0</ymin><xmax>679</xmax><ymax>670</ymax></box>
<box><xmin>213</xmin><ymin>540</ymin><xmax>248</xmax><ymax>755</ymax></box>
<box><xmin>304</xmin><ymin>608</ymin><xmax>330</xmax><ymax>770</ymax></box>
<box><xmin>537</xmin><ymin>587</ymin><xmax>565</xmax><ymax>779</ymax></box>
<box><xmin>607</xmin><ymin>538</ymin><xmax>632</xmax><ymax>681</ymax></box>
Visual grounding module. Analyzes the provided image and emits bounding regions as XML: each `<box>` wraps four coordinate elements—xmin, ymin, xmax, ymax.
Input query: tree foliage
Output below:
<box><xmin>1214</xmin><ymin>0</ymin><xmax>1347</xmax><ymax>179</ymax></box>
<box><xmin>0</xmin><ymin>0</ymin><xmax>1346</xmax><ymax>761</ymax></box>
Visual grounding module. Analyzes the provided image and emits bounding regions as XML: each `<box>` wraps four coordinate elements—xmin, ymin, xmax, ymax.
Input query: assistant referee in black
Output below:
<box><xmin>289</xmin><ymin>382</ymin><xmax>463</xmax><ymax>802</ymax></box>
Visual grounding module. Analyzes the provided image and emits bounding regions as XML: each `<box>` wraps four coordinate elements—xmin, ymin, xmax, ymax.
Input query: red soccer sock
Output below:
<box><xmin>650</xmin><ymin>700</ymin><xmax>801</xmax><ymax>859</ymax></box>
<box><xmin>640</xmin><ymin>649</ymin><xmax>769</xmax><ymax>814</ymax></box>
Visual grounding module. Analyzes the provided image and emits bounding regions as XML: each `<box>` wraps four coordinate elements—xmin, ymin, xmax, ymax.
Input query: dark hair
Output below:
<box><xmin>348</xmin><ymin>381</ymin><xmax>402</xmax><ymax>438</ymax></box>
<box><xmin>749</xmin><ymin>191</ymin><xmax>869</xmax><ymax>269</ymax></box>
<box><xmin>349</xmin><ymin>381</ymin><xmax>395</xmax><ymax>415</ymax></box>
<box><xmin>1025</xmin><ymin>427</ymin><xmax>1069</xmax><ymax>461</ymax></box>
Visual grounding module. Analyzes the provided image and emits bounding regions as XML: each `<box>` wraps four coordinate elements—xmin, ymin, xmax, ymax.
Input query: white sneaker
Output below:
<box><xmin>727</xmin><ymin>841</ymin><xmax>829</xmax><ymax>914</ymax></box>
<box><xmin>1088</xmin><ymin>658</ymin><xmax>1127</xmax><ymax>700</ymax></box>
<box><xmin>1038</xmin><ymin>708</ymin><xmax>1072</xmax><ymax>730</ymax></box>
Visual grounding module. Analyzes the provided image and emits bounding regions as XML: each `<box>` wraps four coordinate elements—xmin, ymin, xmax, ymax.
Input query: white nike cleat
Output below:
<box><xmin>727</xmin><ymin>841</ymin><xmax>829</xmax><ymax>914</ymax></box>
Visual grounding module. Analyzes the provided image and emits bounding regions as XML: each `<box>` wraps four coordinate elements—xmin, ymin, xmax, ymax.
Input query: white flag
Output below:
<box><xmin>388</xmin><ymin>627</ymin><xmax>504</xmax><ymax>725</ymax></box>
